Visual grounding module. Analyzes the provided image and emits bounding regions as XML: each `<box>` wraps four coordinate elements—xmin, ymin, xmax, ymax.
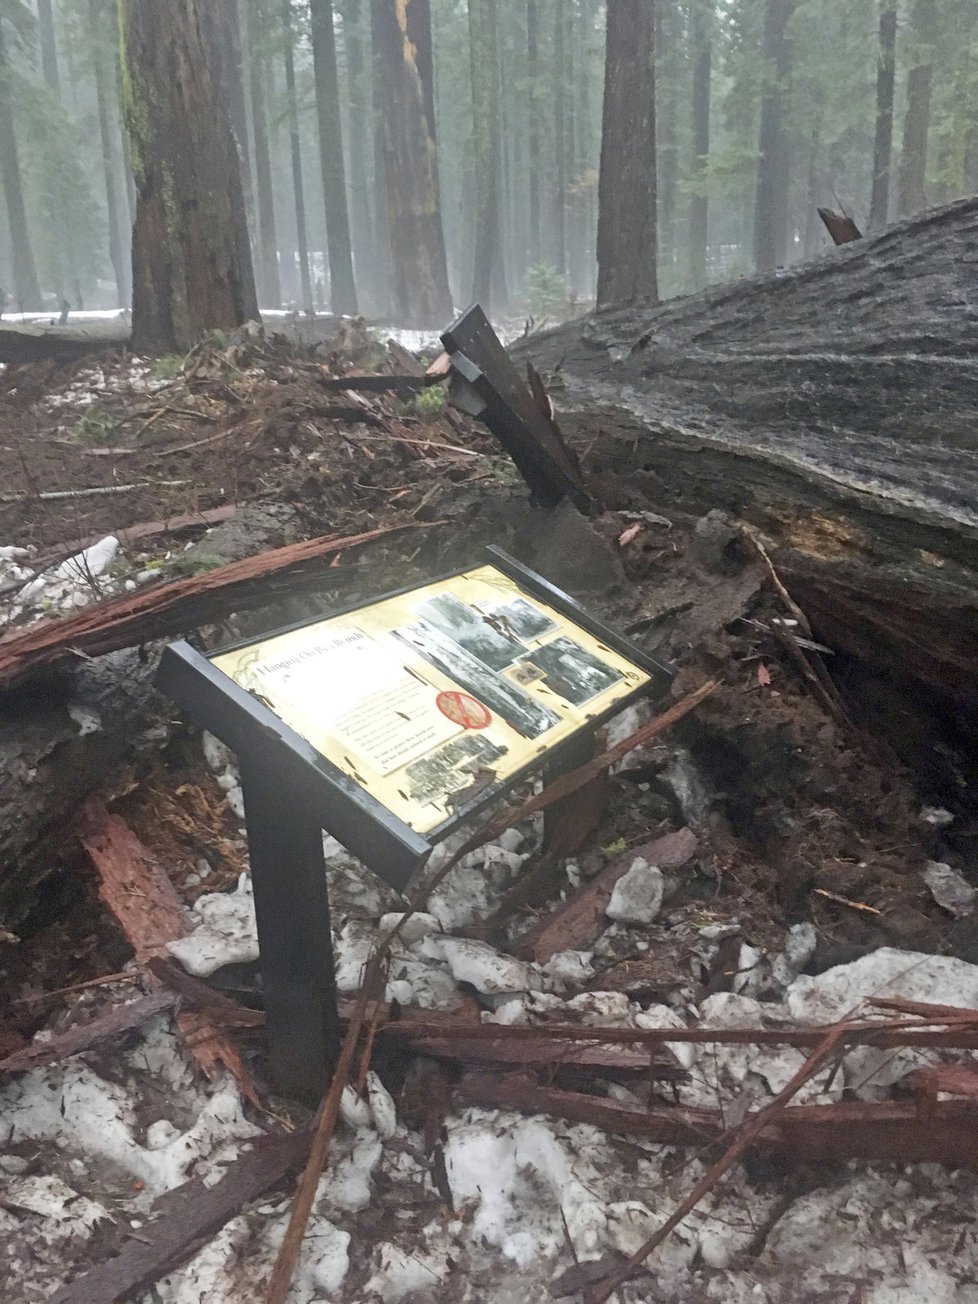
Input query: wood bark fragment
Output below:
<box><xmin>517</xmin><ymin>827</ymin><xmax>698</xmax><ymax>963</ymax></box>
<box><xmin>0</xmin><ymin>990</ymin><xmax>174</xmax><ymax>1079</ymax></box>
<box><xmin>458</xmin><ymin>1073</ymin><xmax>978</xmax><ymax>1170</ymax></box>
<box><xmin>81</xmin><ymin>799</ymin><xmax>259</xmax><ymax>1103</ymax></box>
<box><xmin>0</xmin><ymin>523</ymin><xmax>431</xmax><ymax>693</ymax></box>
<box><xmin>46</xmin><ymin>1128</ymin><xmax>310</xmax><ymax>1304</ymax></box>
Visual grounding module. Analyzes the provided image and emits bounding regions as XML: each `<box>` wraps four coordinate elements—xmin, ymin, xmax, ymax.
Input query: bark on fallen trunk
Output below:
<box><xmin>515</xmin><ymin>198</ymin><xmax>978</xmax><ymax>729</ymax></box>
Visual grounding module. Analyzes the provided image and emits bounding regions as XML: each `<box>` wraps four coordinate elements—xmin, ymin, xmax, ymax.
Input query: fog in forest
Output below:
<box><xmin>0</xmin><ymin>0</ymin><xmax>968</xmax><ymax>327</ymax></box>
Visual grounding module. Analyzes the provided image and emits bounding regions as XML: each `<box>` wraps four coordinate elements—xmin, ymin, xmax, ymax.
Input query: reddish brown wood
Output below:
<box><xmin>0</xmin><ymin>523</ymin><xmax>424</xmax><ymax>692</ymax></box>
<box><xmin>818</xmin><ymin>206</ymin><xmax>863</xmax><ymax>245</ymax></box>
<box><xmin>0</xmin><ymin>990</ymin><xmax>175</xmax><ymax>1078</ymax></box>
<box><xmin>517</xmin><ymin>828</ymin><xmax>698</xmax><ymax>962</ymax></box>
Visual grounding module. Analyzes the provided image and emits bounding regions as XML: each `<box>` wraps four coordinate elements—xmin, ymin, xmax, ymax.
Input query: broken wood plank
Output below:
<box><xmin>459</xmin><ymin>1073</ymin><xmax>978</xmax><ymax>1169</ymax></box>
<box><xmin>400</xmin><ymin>1033</ymin><xmax>678</xmax><ymax>1077</ymax></box>
<box><xmin>516</xmin><ymin>828</ymin><xmax>698</xmax><ymax>963</ymax></box>
<box><xmin>46</xmin><ymin>1128</ymin><xmax>310</xmax><ymax>1304</ymax></box>
<box><xmin>0</xmin><ymin>990</ymin><xmax>175</xmax><ymax>1078</ymax></box>
<box><xmin>817</xmin><ymin>206</ymin><xmax>863</xmax><ymax>244</ymax></box>
<box><xmin>81</xmin><ymin>800</ymin><xmax>259</xmax><ymax>1102</ymax></box>
<box><xmin>442</xmin><ymin>304</ymin><xmax>591</xmax><ymax>512</ymax></box>
<box><xmin>0</xmin><ymin>522</ymin><xmax>433</xmax><ymax>693</ymax></box>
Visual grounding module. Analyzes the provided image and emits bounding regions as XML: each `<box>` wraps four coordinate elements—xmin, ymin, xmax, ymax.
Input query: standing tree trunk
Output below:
<box><xmin>655</xmin><ymin>0</ymin><xmax>677</xmax><ymax>281</ymax></box>
<box><xmin>0</xmin><ymin>16</ymin><xmax>41</xmax><ymax>309</ymax></box>
<box><xmin>89</xmin><ymin>0</ymin><xmax>130</xmax><ymax>304</ymax></box>
<box><xmin>469</xmin><ymin>0</ymin><xmax>502</xmax><ymax>310</ymax></box>
<box><xmin>370</xmin><ymin>0</ymin><xmax>452</xmax><ymax>327</ymax></box>
<box><xmin>526</xmin><ymin>0</ymin><xmax>541</xmax><ymax>267</ymax></box>
<box><xmin>688</xmin><ymin>0</ymin><xmax>711</xmax><ymax>292</ymax></box>
<box><xmin>211</xmin><ymin>0</ymin><xmax>255</xmax><ymax>236</ymax></box>
<box><xmin>340</xmin><ymin>0</ymin><xmax>376</xmax><ymax>313</ymax></box>
<box><xmin>282</xmin><ymin>0</ymin><xmax>313</xmax><ymax>314</ymax></box>
<box><xmin>869</xmin><ymin>0</ymin><xmax>897</xmax><ymax>229</ymax></box>
<box><xmin>753</xmin><ymin>0</ymin><xmax>795</xmax><ymax>272</ymax></box>
<box><xmin>247</xmin><ymin>0</ymin><xmax>281</xmax><ymax>308</ymax></box>
<box><xmin>897</xmin><ymin>0</ymin><xmax>936</xmax><ymax>217</ymax></box>
<box><xmin>310</xmin><ymin>0</ymin><xmax>358</xmax><ymax>314</ymax></box>
<box><xmin>121</xmin><ymin>0</ymin><xmax>259</xmax><ymax>353</ymax></box>
<box><xmin>596</xmin><ymin>0</ymin><xmax>657</xmax><ymax>307</ymax></box>
<box><xmin>553</xmin><ymin>0</ymin><xmax>567</xmax><ymax>275</ymax></box>
<box><xmin>37</xmin><ymin>0</ymin><xmax>60</xmax><ymax>91</ymax></box>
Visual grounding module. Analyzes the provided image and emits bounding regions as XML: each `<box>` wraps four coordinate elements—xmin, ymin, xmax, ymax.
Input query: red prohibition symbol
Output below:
<box><xmin>436</xmin><ymin>690</ymin><xmax>492</xmax><ymax>729</ymax></box>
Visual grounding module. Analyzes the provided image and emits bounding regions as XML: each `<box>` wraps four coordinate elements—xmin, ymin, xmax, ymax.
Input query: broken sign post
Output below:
<box><xmin>158</xmin><ymin>547</ymin><xmax>671</xmax><ymax>1103</ymax></box>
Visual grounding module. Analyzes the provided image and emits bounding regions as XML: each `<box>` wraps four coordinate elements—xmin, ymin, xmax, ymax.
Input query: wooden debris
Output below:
<box><xmin>458</xmin><ymin>1073</ymin><xmax>978</xmax><ymax>1170</ymax></box>
<box><xmin>818</xmin><ymin>206</ymin><xmax>863</xmax><ymax>244</ymax></box>
<box><xmin>441</xmin><ymin>305</ymin><xmax>591</xmax><ymax>512</ymax></box>
<box><xmin>81</xmin><ymin>800</ymin><xmax>260</xmax><ymax>1104</ymax></box>
<box><xmin>0</xmin><ymin>522</ymin><xmax>434</xmax><ymax>693</ymax></box>
<box><xmin>0</xmin><ymin>990</ymin><xmax>175</xmax><ymax>1079</ymax></box>
<box><xmin>517</xmin><ymin>828</ymin><xmax>698</xmax><ymax>963</ymax></box>
<box><xmin>46</xmin><ymin>1128</ymin><xmax>310</xmax><ymax>1304</ymax></box>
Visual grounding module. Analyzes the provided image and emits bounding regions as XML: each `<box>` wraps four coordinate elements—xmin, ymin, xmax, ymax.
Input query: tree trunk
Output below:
<box><xmin>596</xmin><ymin>0</ymin><xmax>657</xmax><ymax>307</ymax></box>
<box><xmin>121</xmin><ymin>0</ymin><xmax>259</xmax><ymax>354</ymax></box>
<box><xmin>212</xmin><ymin>0</ymin><xmax>255</xmax><ymax>240</ymax></box>
<box><xmin>897</xmin><ymin>0</ymin><xmax>936</xmax><ymax>217</ymax></box>
<box><xmin>89</xmin><ymin>0</ymin><xmax>130</xmax><ymax>305</ymax></box>
<box><xmin>868</xmin><ymin>0</ymin><xmax>897</xmax><ymax>230</ymax></box>
<box><xmin>553</xmin><ymin>0</ymin><xmax>567</xmax><ymax>275</ymax></box>
<box><xmin>0</xmin><ymin>17</ymin><xmax>41</xmax><ymax>310</ymax></box>
<box><xmin>247</xmin><ymin>0</ymin><xmax>281</xmax><ymax>308</ymax></box>
<box><xmin>37</xmin><ymin>0</ymin><xmax>61</xmax><ymax>92</ymax></box>
<box><xmin>370</xmin><ymin>7</ymin><xmax>390</xmax><ymax>315</ymax></box>
<box><xmin>370</xmin><ymin>0</ymin><xmax>452</xmax><ymax>328</ymax></box>
<box><xmin>469</xmin><ymin>0</ymin><xmax>502</xmax><ymax>310</ymax></box>
<box><xmin>688</xmin><ymin>0</ymin><xmax>711</xmax><ymax>292</ymax></box>
<box><xmin>340</xmin><ymin>0</ymin><xmax>376</xmax><ymax>314</ymax></box>
<box><xmin>753</xmin><ymin>0</ymin><xmax>794</xmax><ymax>272</ymax></box>
<box><xmin>654</xmin><ymin>0</ymin><xmax>677</xmax><ymax>283</ymax></box>
<box><xmin>526</xmin><ymin>0</ymin><xmax>541</xmax><ymax>267</ymax></box>
<box><xmin>281</xmin><ymin>0</ymin><xmax>313</xmax><ymax>315</ymax></box>
<box><xmin>310</xmin><ymin>0</ymin><xmax>358</xmax><ymax>315</ymax></box>
<box><xmin>519</xmin><ymin>196</ymin><xmax>978</xmax><ymax>726</ymax></box>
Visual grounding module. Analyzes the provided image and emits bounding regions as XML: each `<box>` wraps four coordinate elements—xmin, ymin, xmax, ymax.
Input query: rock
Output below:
<box><xmin>436</xmin><ymin>937</ymin><xmax>540</xmax><ymax>995</ymax></box>
<box><xmin>924</xmin><ymin>861</ymin><xmax>977</xmax><ymax>918</ymax></box>
<box><xmin>606</xmin><ymin>858</ymin><xmax>664</xmax><ymax>924</ymax></box>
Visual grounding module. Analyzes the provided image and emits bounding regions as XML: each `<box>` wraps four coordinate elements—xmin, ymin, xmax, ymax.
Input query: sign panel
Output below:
<box><xmin>211</xmin><ymin>563</ymin><xmax>652</xmax><ymax>834</ymax></box>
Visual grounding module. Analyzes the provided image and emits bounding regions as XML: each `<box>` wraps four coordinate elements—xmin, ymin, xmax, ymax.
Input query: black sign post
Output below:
<box><xmin>157</xmin><ymin>548</ymin><xmax>671</xmax><ymax>1103</ymax></box>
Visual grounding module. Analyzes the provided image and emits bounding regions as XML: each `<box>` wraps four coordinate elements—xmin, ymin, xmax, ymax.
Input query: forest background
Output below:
<box><xmin>0</xmin><ymin>0</ymin><xmax>970</xmax><ymax>326</ymax></box>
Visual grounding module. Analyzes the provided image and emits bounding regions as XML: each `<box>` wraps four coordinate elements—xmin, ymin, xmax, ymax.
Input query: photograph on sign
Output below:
<box><xmin>210</xmin><ymin>564</ymin><xmax>651</xmax><ymax>834</ymax></box>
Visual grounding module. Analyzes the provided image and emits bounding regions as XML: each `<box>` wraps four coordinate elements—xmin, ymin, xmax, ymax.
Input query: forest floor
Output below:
<box><xmin>1</xmin><ymin>324</ymin><xmax>977</xmax><ymax>1303</ymax></box>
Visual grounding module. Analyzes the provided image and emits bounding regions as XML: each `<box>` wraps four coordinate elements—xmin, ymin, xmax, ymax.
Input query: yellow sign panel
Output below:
<box><xmin>212</xmin><ymin>564</ymin><xmax>650</xmax><ymax>833</ymax></box>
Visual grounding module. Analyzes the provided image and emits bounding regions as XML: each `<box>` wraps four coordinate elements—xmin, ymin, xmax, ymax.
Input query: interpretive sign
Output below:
<box><xmin>158</xmin><ymin>548</ymin><xmax>671</xmax><ymax>1100</ymax></box>
<box><xmin>208</xmin><ymin>562</ymin><xmax>654</xmax><ymax>836</ymax></box>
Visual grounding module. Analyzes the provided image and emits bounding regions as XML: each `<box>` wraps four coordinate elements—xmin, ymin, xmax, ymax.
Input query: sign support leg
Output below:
<box><xmin>543</xmin><ymin>730</ymin><xmax>598</xmax><ymax>851</ymax></box>
<box><xmin>240</xmin><ymin>757</ymin><xmax>340</xmax><ymax>1104</ymax></box>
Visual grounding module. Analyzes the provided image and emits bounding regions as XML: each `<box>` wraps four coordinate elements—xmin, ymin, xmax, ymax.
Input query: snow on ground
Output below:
<box><xmin>6</xmin><ymin>735</ymin><xmax>978</xmax><ymax>1300</ymax></box>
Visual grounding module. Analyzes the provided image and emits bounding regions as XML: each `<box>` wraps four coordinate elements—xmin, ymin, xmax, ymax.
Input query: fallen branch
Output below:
<box><xmin>0</xmin><ymin>479</ymin><xmax>188</xmax><ymax>503</ymax></box>
<box><xmin>0</xmin><ymin>522</ymin><xmax>436</xmax><ymax>692</ymax></box>
<box><xmin>459</xmin><ymin>1073</ymin><xmax>978</xmax><ymax>1170</ymax></box>
<box><xmin>0</xmin><ymin>990</ymin><xmax>174</xmax><ymax>1078</ymax></box>
<box><xmin>47</xmin><ymin>1128</ymin><xmax>310</xmax><ymax>1304</ymax></box>
<box><xmin>586</xmin><ymin>1023</ymin><xmax>850</xmax><ymax>1303</ymax></box>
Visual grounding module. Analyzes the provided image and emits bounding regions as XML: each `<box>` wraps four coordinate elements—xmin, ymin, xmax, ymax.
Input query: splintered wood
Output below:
<box><xmin>80</xmin><ymin>798</ymin><xmax>259</xmax><ymax>1105</ymax></box>
<box><xmin>0</xmin><ymin>522</ymin><xmax>432</xmax><ymax>692</ymax></box>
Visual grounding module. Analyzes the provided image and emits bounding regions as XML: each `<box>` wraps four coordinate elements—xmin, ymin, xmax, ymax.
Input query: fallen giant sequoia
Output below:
<box><xmin>516</xmin><ymin>197</ymin><xmax>978</xmax><ymax>779</ymax></box>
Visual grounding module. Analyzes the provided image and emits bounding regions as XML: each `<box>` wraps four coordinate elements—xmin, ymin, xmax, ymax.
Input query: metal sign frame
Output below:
<box><xmin>157</xmin><ymin>547</ymin><xmax>672</xmax><ymax>1100</ymax></box>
